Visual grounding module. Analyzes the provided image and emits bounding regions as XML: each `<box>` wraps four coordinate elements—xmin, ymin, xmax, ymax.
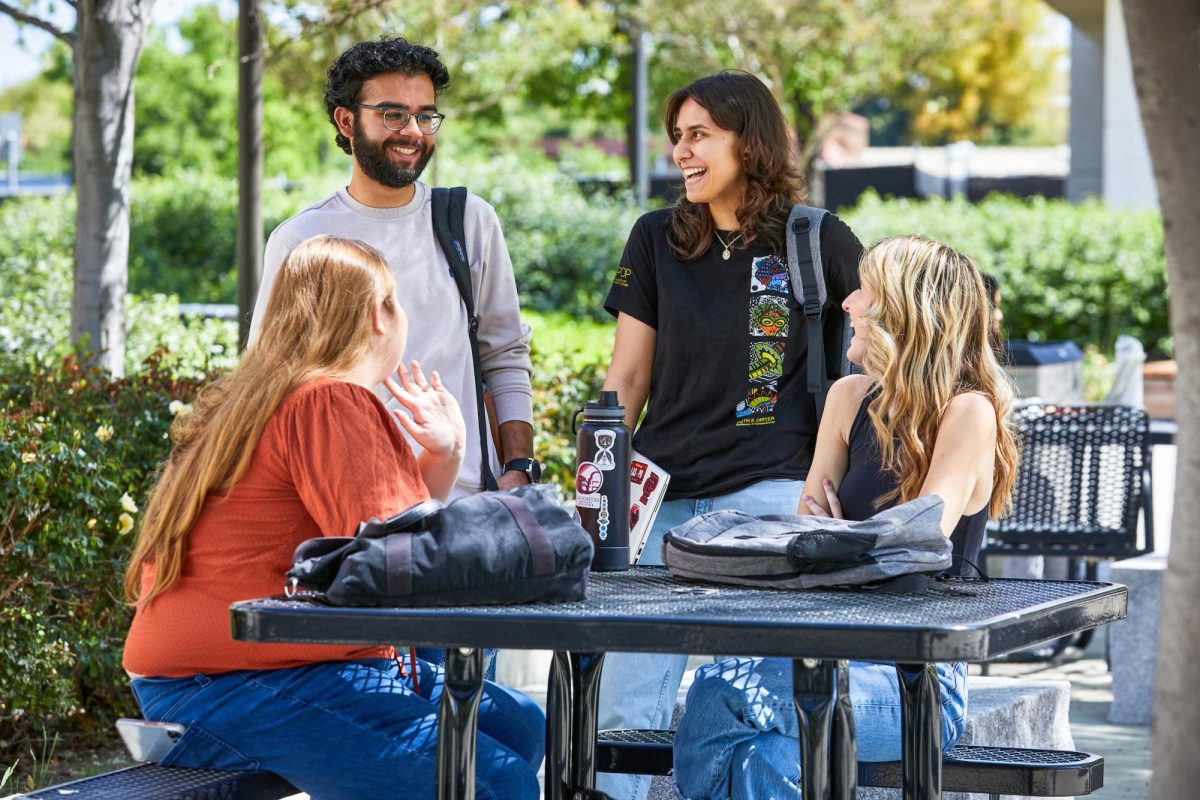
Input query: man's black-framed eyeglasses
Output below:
<box><xmin>356</xmin><ymin>104</ymin><xmax>446</xmax><ymax>134</ymax></box>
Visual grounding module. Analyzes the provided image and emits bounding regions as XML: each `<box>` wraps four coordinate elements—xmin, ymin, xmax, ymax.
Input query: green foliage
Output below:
<box><xmin>127</xmin><ymin>171</ymin><xmax>311</xmax><ymax>303</ymax></box>
<box><xmin>0</xmin><ymin>43</ymin><xmax>74</xmax><ymax>174</ymax></box>
<box><xmin>0</xmin><ymin>353</ymin><xmax>210</xmax><ymax>767</ymax></box>
<box><xmin>527</xmin><ymin>311</ymin><xmax>613</xmax><ymax>492</ymax></box>
<box><xmin>441</xmin><ymin>148</ymin><xmax>641</xmax><ymax>320</ymax></box>
<box><xmin>0</xmin><ymin>189</ymin><xmax>240</xmax><ymax>372</ymax></box>
<box><xmin>842</xmin><ymin>192</ymin><xmax>1171</xmax><ymax>356</ymax></box>
<box><xmin>876</xmin><ymin>0</ymin><xmax>1066</xmax><ymax>145</ymax></box>
<box><xmin>133</xmin><ymin>6</ymin><xmax>332</xmax><ymax>179</ymax></box>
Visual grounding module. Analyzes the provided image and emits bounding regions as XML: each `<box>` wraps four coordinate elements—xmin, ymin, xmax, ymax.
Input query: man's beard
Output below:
<box><xmin>351</xmin><ymin>115</ymin><xmax>435</xmax><ymax>189</ymax></box>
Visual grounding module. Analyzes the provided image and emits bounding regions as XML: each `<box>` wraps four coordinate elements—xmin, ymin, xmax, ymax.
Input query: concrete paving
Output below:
<box><xmin>977</xmin><ymin>649</ymin><xmax>1152</xmax><ymax>800</ymax></box>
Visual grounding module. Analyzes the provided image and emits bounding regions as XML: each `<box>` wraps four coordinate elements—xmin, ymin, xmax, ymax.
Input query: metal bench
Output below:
<box><xmin>19</xmin><ymin>763</ymin><xmax>298</xmax><ymax>800</ymax></box>
<box><xmin>596</xmin><ymin>729</ymin><xmax>1104</xmax><ymax>800</ymax></box>
<box><xmin>983</xmin><ymin>402</ymin><xmax>1153</xmax><ymax>662</ymax></box>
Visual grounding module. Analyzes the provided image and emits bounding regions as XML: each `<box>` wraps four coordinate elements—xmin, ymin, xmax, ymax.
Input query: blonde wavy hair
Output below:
<box><xmin>856</xmin><ymin>235</ymin><xmax>1018</xmax><ymax>517</ymax></box>
<box><xmin>124</xmin><ymin>235</ymin><xmax>397</xmax><ymax>605</ymax></box>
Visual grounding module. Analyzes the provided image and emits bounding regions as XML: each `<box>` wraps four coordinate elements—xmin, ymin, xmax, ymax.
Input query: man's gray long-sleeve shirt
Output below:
<box><xmin>251</xmin><ymin>181</ymin><xmax>533</xmax><ymax>497</ymax></box>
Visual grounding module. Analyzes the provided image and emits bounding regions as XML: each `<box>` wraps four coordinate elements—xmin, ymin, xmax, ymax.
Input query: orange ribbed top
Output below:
<box><xmin>123</xmin><ymin>379</ymin><xmax>429</xmax><ymax>677</ymax></box>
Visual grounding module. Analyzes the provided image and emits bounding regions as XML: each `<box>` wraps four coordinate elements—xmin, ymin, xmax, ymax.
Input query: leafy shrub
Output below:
<box><xmin>128</xmin><ymin>172</ymin><xmax>316</xmax><ymax>303</ymax></box>
<box><xmin>0</xmin><ymin>191</ymin><xmax>240</xmax><ymax>374</ymax></box>
<box><xmin>843</xmin><ymin>192</ymin><xmax>1170</xmax><ymax>356</ymax></box>
<box><xmin>527</xmin><ymin>312</ymin><xmax>613</xmax><ymax>491</ymax></box>
<box><xmin>441</xmin><ymin>150</ymin><xmax>642</xmax><ymax>321</ymax></box>
<box><xmin>0</xmin><ymin>353</ymin><xmax>210</xmax><ymax>772</ymax></box>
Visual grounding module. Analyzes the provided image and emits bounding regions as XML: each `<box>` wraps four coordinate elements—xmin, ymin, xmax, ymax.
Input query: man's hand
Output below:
<box><xmin>497</xmin><ymin>470</ymin><xmax>531</xmax><ymax>490</ymax></box>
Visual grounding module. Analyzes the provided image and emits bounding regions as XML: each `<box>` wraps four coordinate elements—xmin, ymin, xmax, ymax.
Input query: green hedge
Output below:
<box><xmin>842</xmin><ymin>192</ymin><xmax>1170</xmax><ymax>356</ymax></box>
<box><xmin>0</xmin><ymin>354</ymin><xmax>210</xmax><ymax>783</ymax></box>
<box><xmin>126</xmin><ymin>155</ymin><xmax>642</xmax><ymax>319</ymax></box>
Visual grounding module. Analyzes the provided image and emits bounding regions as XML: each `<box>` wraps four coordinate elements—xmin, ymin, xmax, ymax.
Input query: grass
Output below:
<box><xmin>526</xmin><ymin>310</ymin><xmax>614</xmax><ymax>367</ymax></box>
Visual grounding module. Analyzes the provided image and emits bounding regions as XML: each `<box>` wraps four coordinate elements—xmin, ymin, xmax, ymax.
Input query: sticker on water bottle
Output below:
<box><xmin>597</xmin><ymin>496</ymin><xmax>610</xmax><ymax>540</ymax></box>
<box><xmin>576</xmin><ymin>462</ymin><xmax>603</xmax><ymax>494</ymax></box>
<box><xmin>593</xmin><ymin>430</ymin><xmax>617</xmax><ymax>470</ymax></box>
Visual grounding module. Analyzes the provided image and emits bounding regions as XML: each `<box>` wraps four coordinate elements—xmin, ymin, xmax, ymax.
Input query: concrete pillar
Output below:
<box><xmin>1067</xmin><ymin>26</ymin><xmax>1104</xmax><ymax>201</ymax></box>
<box><xmin>1102</xmin><ymin>0</ymin><xmax>1158</xmax><ymax>209</ymax></box>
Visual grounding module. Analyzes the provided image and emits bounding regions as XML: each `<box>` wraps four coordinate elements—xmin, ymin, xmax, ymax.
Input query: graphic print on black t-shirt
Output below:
<box><xmin>602</xmin><ymin>208</ymin><xmax>863</xmax><ymax>499</ymax></box>
<box><xmin>736</xmin><ymin>254</ymin><xmax>792</xmax><ymax>426</ymax></box>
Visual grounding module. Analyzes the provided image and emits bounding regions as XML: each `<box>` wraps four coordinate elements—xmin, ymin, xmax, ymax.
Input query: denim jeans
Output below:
<box><xmin>414</xmin><ymin>647</ymin><xmax>498</xmax><ymax>682</ymax></box>
<box><xmin>673</xmin><ymin>658</ymin><xmax>969</xmax><ymax>800</ymax></box>
<box><xmin>595</xmin><ymin>478</ymin><xmax>805</xmax><ymax>800</ymax></box>
<box><xmin>130</xmin><ymin>657</ymin><xmax>544</xmax><ymax>800</ymax></box>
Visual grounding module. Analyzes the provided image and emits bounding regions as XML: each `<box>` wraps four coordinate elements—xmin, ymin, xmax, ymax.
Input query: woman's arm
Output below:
<box><xmin>919</xmin><ymin>392</ymin><xmax>998</xmax><ymax>535</ymax></box>
<box><xmin>603</xmin><ymin>312</ymin><xmax>657</xmax><ymax>431</ymax></box>
<box><xmin>797</xmin><ymin>375</ymin><xmax>872</xmax><ymax>516</ymax></box>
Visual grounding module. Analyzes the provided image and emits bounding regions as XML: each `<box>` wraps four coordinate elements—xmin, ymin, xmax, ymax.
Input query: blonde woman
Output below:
<box><xmin>121</xmin><ymin>236</ymin><xmax>544</xmax><ymax>800</ymax></box>
<box><xmin>672</xmin><ymin>235</ymin><xmax>1019</xmax><ymax>800</ymax></box>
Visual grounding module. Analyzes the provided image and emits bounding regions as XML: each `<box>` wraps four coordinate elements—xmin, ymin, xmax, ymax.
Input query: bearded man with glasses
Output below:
<box><xmin>251</xmin><ymin>37</ymin><xmax>539</xmax><ymax>503</ymax></box>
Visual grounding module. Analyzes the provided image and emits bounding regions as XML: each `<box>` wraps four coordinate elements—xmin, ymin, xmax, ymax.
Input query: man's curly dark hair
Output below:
<box><xmin>324</xmin><ymin>37</ymin><xmax>451</xmax><ymax>155</ymax></box>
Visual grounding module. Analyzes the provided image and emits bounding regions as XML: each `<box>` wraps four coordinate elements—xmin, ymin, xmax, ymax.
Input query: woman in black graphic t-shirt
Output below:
<box><xmin>596</xmin><ymin>71</ymin><xmax>863</xmax><ymax>800</ymax></box>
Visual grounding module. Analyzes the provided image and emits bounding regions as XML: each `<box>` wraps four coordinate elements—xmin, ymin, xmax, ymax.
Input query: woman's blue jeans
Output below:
<box><xmin>595</xmin><ymin>478</ymin><xmax>805</xmax><ymax>800</ymax></box>
<box><xmin>130</xmin><ymin>657</ymin><xmax>544</xmax><ymax>800</ymax></box>
<box><xmin>673</xmin><ymin>658</ymin><xmax>968</xmax><ymax>800</ymax></box>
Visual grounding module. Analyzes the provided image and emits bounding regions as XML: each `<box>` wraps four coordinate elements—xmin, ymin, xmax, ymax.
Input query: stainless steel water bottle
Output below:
<box><xmin>573</xmin><ymin>391</ymin><xmax>631</xmax><ymax>571</ymax></box>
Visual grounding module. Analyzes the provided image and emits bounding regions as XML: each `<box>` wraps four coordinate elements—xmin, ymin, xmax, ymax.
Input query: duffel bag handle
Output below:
<box><xmin>491</xmin><ymin>493</ymin><xmax>557</xmax><ymax>577</ymax></box>
<box><xmin>356</xmin><ymin>499</ymin><xmax>446</xmax><ymax>539</ymax></box>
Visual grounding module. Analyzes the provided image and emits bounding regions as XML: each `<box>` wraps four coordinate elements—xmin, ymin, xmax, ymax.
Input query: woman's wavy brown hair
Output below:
<box><xmin>857</xmin><ymin>236</ymin><xmax>1019</xmax><ymax>518</ymax></box>
<box><xmin>664</xmin><ymin>71</ymin><xmax>806</xmax><ymax>261</ymax></box>
<box><xmin>123</xmin><ymin>235</ymin><xmax>397</xmax><ymax>605</ymax></box>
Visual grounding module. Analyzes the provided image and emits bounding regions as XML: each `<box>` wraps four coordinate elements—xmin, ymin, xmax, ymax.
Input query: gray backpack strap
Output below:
<box><xmin>786</xmin><ymin>205</ymin><xmax>832</xmax><ymax>418</ymax></box>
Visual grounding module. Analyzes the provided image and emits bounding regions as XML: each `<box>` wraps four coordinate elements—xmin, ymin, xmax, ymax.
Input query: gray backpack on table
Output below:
<box><xmin>662</xmin><ymin>495</ymin><xmax>952</xmax><ymax>590</ymax></box>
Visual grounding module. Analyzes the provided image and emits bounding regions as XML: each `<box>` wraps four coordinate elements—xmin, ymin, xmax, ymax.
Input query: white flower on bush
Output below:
<box><xmin>117</xmin><ymin>513</ymin><xmax>135</xmax><ymax>535</ymax></box>
<box><xmin>120</xmin><ymin>493</ymin><xmax>139</xmax><ymax>514</ymax></box>
<box><xmin>21</xmin><ymin>451</ymin><xmax>36</xmax><ymax>464</ymax></box>
<box><xmin>95</xmin><ymin>423</ymin><xmax>114</xmax><ymax>442</ymax></box>
<box><xmin>168</xmin><ymin>400</ymin><xmax>194</xmax><ymax>417</ymax></box>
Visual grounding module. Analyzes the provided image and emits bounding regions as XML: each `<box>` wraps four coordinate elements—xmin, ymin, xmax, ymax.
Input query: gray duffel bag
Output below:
<box><xmin>662</xmin><ymin>495</ymin><xmax>952</xmax><ymax>589</ymax></box>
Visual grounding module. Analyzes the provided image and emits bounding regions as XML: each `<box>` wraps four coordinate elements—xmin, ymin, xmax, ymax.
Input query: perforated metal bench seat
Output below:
<box><xmin>595</xmin><ymin>729</ymin><xmax>1104</xmax><ymax>797</ymax></box>
<box><xmin>20</xmin><ymin>763</ymin><xmax>298</xmax><ymax>800</ymax></box>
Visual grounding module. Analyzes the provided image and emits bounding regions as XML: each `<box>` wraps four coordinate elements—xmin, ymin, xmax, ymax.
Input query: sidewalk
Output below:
<box><xmin>977</xmin><ymin>652</ymin><xmax>1152</xmax><ymax>800</ymax></box>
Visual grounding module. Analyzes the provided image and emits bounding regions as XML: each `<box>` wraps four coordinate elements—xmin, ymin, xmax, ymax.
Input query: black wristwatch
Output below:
<box><xmin>502</xmin><ymin>457</ymin><xmax>542</xmax><ymax>483</ymax></box>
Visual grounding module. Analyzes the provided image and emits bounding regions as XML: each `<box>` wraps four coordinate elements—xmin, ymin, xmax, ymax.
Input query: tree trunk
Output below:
<box><xmin>70</xmin><ymin>0</ymin><xmax>153</xmax><ymax>376</ymax></box>
<box><xmin>1121</xmin><ymin>1</ymin><xmax>1200</xmax><ymax>797</ymax></box>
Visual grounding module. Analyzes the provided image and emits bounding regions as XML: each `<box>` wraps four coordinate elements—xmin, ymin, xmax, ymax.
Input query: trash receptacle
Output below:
<box><xmin>1004</xmin><ymin>340</ymin><xmax>1083</xmax><ymax>403</ymax></box>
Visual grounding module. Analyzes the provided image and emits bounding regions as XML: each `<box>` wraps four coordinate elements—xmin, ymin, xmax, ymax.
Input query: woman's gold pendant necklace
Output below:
<box><xmin>714</xmin><ymin>230</ymin><xmax>744</xmax><ymax>261</ymax></box>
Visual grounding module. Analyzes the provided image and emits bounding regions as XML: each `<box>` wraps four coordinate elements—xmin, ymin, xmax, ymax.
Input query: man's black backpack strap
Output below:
<box><xmin>785</xmin><ymin>205</ymin><xmax>858</xmax><ymax>421</ymax></box>
<box><xmin>431</xmin><ymin>186</ymin><xmax>498</xmax><ymax>491</ymax></box>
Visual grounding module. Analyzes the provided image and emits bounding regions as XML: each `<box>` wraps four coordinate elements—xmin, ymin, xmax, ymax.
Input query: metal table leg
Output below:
<box><xmin>793</xmin><ymin>657</ymin><xmax>835</xmax><ymax>800</ymax></box>
<box><xmin>545</xmin><ymin>650</ymin><xmax>608</xmax><ymax>800</ymax></box>
<box><xmin>437</xmin><ymin>647</ymin><xmax>485</xmax><ymax>800</ymax></box>
<box><xmin>896</xmin><ymin>662</ymin><xmax>942</xmax><ymax>800</ymax></box>
<box><xmin>830</xmin><ymin>660</ymin><xmax>858</xmax><ymax>800</ymax></box>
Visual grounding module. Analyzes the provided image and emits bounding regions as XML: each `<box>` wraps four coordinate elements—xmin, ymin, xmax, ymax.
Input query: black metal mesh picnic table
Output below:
<box><xmin>230</xmin><ymin>567</ymin><xmax>1126</xmax><ymax>663</ymax></box>
<box><xmin>230</xmin><ymin>568</ymin><xmax>1125</xmax><ymax>800</ymax></box>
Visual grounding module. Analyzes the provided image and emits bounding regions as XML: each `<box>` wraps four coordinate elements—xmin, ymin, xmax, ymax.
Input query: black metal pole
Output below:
<box><xmin>830</xmin><ymin>660</ymin><xmax>858</xmax><ymax>800</ymax></box>
<box><xmin>545</xmin><ymin>651</ymin><xmax>607</xmax><ymax>799</ymax></box>
<box><xmin>237</xmin><ymin>0</ymin><xmax>263</xmax><ymax>351</ymax></box>
<box><xmin>793</xmin><ymin>658</ymin><xmax>835</xmax><ymax>800</ymax></box>
<box><xmin>896</xmin><ymin>662</ymin><xmax>942</xmax><ymax>800</ymax></box>
<box><xmin>437</xmin><ymin>647</ymin><xmax>485</xmax><ymax>800</ymax></box>
<box><xmin>631</xmin><ymin>26</ymin><xmax>649</xmax><ymax>206</ymax></box>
